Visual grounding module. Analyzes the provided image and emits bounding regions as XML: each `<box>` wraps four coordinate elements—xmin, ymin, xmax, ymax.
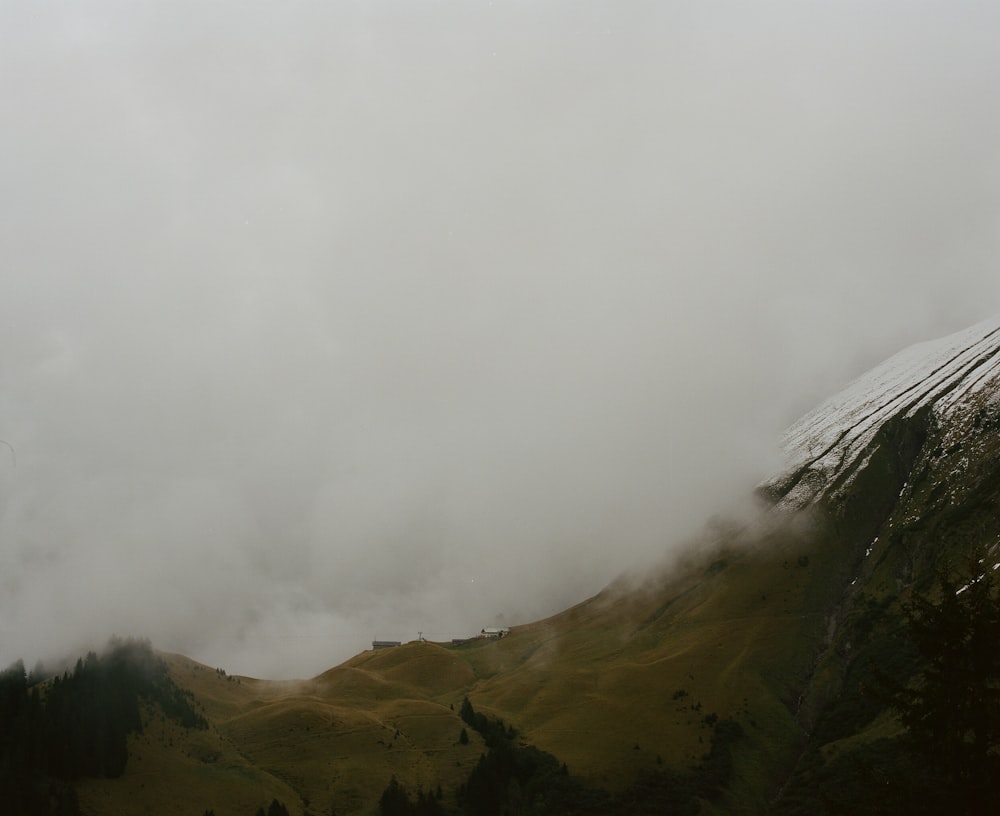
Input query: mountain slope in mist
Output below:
<box><xmin>15</xmin><ymin>316</ymin><xmax>1000</xmax><ymax>815</ymax></box>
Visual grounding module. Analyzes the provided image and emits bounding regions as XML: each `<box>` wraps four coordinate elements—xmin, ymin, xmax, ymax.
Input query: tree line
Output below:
<box><xmin>0</xmin><ymin>637</ymin><xmax>206</xmax><ymax>816</ymax></box>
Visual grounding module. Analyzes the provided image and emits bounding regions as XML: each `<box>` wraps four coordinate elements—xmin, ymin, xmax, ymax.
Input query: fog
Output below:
<box><xmin>2</xmin><ymin>1</ymin><xmax>999</xmax><ymax>678</ymax></box>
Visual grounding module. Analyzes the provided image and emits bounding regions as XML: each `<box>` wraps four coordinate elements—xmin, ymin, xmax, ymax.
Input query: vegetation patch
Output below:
<box><xmin>0</xmin><ymin>637</ymin><xmax>207</xmax><ymax>815</ymax></box>
<box><xmin>370</xmin><ymin>696</ymin><xmax>745</xmax><ymax>815</ymax></box>
<box><xmin>775</xmin><ymin>548</ymin><xmax>1000</xmax><ymax>814</ymax></box>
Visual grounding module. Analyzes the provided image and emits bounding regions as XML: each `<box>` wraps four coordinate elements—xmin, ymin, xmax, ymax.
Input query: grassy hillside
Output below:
<box><xmin>467</xmin><ymin>516</ymin><xmax>866</xmax><ymax>813</ymax></box>
<box><xmin>62</xmin><ymin>484</ymin><xmax>1000</xmax><ymax>816</ymax></box>
<box><xmin>43</xmin><ymin>516</ymin><xmax>998</xmax><ymax>816</ymax></box>
<box><xmin>66</xmin><ymin>509</ymin><xmax>863</xmax><ymax>816</ymax></box>
<box><xmin>76</xmin><ymin>651</ymin><xmax>486</xmax><ymax>816</ymax></box>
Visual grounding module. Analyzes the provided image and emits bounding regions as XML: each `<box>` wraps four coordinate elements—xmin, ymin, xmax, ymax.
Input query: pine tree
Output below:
<box><xmin>882</xmin><ymin>549</ymin><xmax>1000</xmax><ymax>813</ymax></box>
<box><xmin>378</xmin><ymin>775</ymin><xmax>414</xmax><ymax>816</ymax></box>
<box><xmin>267</xmin><ymin>800</ymin><xmax>291</xmax><ymax>816</ymax></box>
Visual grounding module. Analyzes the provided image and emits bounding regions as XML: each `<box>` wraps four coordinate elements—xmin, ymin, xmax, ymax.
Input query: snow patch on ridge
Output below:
<box><xmin>766</xmin><ymin>316</ymin><xmax>1000</xmax><ymax>509</ymax></box>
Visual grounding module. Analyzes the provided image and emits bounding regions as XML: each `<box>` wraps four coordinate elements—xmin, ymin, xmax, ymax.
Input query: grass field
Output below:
<box><xmin>74</xmin><ymin>511</ymin><xmax>861</xmax><ymax>816</ymax></box>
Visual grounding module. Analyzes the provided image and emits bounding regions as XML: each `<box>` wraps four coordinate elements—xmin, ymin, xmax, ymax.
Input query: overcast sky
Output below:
<box><xmin>2</xmin><ymin>1</ymin><xmax>1000</xmax><ymax>678</ymax></box>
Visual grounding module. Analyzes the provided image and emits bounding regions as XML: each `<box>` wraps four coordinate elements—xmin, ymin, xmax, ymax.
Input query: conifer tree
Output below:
<box><xmin>881</xmin><ymin>549</ymin><xmax>1000</xmax><ymax>813</ymax></box>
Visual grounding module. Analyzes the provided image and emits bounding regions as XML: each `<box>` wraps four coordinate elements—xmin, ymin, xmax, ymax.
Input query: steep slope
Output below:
<box><xmin>755</xmin><ymin>317</ymin><xmax>1000</xmax><ymax>812</ymax></box>
<box><xmin>66</xmin><ymin>316</ymin><xmax>1000</xmax><ymax>815</ymax></box>
<box><xmin>448</xmin><ymin>525</ymin><xmax>846</xmax><ymax>801</ymax></box>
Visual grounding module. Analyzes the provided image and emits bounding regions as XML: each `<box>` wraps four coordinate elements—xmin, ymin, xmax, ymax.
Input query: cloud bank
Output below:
<box><xmin>2</xmin><ymin>1</ymin><xmax>1000</xmax><ymax>677</ymax></box>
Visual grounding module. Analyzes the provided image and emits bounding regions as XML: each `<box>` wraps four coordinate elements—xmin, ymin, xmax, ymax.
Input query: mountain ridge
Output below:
<box><xmin>762</xmin><ymin>315</ymin><xmax>1000</xmax><ymax>511</ymax></box>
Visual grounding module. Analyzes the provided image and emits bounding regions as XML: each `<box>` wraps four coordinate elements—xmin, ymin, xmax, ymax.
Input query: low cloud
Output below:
<box><xmin>2</xmin><ymin>1</ymin><xmax>999</xmax><ymax>677</ymax></box>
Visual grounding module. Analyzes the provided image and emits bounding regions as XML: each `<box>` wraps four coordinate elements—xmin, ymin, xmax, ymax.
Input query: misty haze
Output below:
<box><xmin>3</xmin><ymin>0</ymin><xmax>1000</xmax><ymax>684</ymax></box>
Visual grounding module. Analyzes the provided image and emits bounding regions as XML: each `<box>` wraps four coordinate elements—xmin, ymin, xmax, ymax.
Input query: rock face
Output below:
<box><xmin>763</xmin><ymin>316</ymin><xmax>1000</xmax><ymax>517</ymax></box>
<box><xmin>765</xmin><ymin>319</ymin><xmax>1000</xmax><ymax>814</ymax></box>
